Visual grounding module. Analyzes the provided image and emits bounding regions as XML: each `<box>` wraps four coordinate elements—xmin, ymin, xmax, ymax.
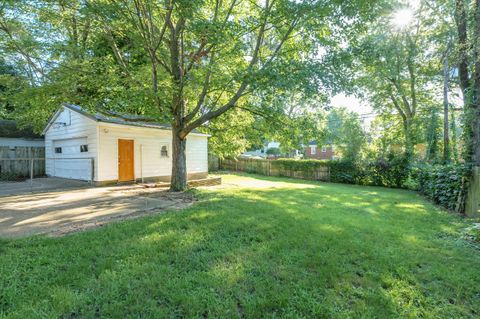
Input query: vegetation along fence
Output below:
<box><xmin>0</xmin><ymin>146</ymin><xmax>45</xmax><ymax>181</ymax></box>
<box><xmin>214</xmin><ymin>157</ymin><xmax>330</xmax><ymax>181</ymax></box>
<box><xmin>208</xmin><ymin>154</ymin><xmax>220</xmax><ymax>172</ymax></box>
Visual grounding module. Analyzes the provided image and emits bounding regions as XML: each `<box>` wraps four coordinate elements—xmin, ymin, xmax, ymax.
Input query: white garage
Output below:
<box><xmin>42</xmin><ymin>103</ymin><xmax>209</xmax><ymax>185</ymax></box>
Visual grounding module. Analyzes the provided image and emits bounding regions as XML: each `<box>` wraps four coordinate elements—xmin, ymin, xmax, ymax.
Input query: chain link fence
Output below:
<box><xmin>0</xmin><ymin>146</ymin><xmax>45</xmax><ymax>182</ymax></box>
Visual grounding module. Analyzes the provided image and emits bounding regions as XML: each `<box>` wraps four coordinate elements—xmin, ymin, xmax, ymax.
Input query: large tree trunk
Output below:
<box><xmin>170</xmin><ymin>127</ymin><xmax>187</xmax><ymax>191</ymax></box>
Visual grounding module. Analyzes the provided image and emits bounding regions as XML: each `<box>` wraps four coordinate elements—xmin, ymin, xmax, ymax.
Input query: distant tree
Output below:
<box><xmin>352</xmin><ymin>11</ymin><xmax>432</xmax><ymax>158</ymax></box>
<box><xmin>0</xmin><ymin>58</ymin><xmax>27</xmax><ymax>118</ymax></box>
<box><xmin>454</xmin><ymin>0</ymin><xmax>480</xmax><ymax>165</ymax></box>
<box><xmin>450</xmin><ymin>106</ymin><xmax>460</xmax><ymax>163</ymax></box>
<box><xmin>324</xmin><ymin>107</ymin><xmax>367</xmax><ymax>162</ymax></box>
<box><xmin>425</xmin><ymin>105</ymin><xmax>441</xmax><ymax>163</ymax></box>
<box><xmin>203</xmin><ymin>108</ymin><xmax>257</xmax><ymax>159</ymax></box>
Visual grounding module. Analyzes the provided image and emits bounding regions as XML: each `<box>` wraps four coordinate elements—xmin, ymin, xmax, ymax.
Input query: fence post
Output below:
<box><xmin>465</xmin><ymin>166</ymin><xmax>480</xmax><ymax>217</ymax></box>
<box><xmin>90</xmin><ymin>158</ymin><xmax>95</xmax><ymax>185</ymax></box>
<box><xmin>29</xmin><ymin>157</ymin><xmax>34</xmax><ymax>186</ymax></box>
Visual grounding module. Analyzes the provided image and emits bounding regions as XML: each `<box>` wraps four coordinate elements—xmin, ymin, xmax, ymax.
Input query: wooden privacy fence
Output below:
<box><xmin>208</xmin><ymin>154</ymin><xmax>219</xmax><ymax>172</ymax></box>
<box><xmin>0</xmin><ymin>146</ymin><xmax>45</xmax><ymax>180</ymax></box>
<box><xmin>214</xmin><ymin>157</ymin><xmax>330</xmax><ymax>181</ymax></box>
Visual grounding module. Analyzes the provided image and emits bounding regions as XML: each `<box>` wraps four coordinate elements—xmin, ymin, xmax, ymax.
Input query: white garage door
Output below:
<box><xmin>52</xmin><ymin>138</ymin><xmax>92</xmax><ymax>181</ymax></box>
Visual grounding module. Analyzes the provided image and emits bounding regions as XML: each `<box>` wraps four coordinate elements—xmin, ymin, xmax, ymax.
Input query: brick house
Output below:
<box><xmin>304</xmin><ymin>141</ymin><xmax>335</xmax><ymax>160</ymax></box>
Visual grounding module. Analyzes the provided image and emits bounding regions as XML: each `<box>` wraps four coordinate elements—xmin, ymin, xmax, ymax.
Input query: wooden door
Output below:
<box><xmin>118</xmin><ymin>139</ymin><xmax>134</xmax><ymax>182</ymax></box>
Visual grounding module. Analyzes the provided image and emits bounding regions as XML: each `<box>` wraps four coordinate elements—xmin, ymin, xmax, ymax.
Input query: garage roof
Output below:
<box><xmin>43</xmin><ymin>103</ymin><xmax>209</xmax><ymax>136</ymax></box>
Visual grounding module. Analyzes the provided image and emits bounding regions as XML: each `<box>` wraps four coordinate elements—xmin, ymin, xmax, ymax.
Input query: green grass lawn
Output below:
<box><xmin>1</xmin><ymin>173</ymin><xmax>480</xmax><ymax>318</ymax></box>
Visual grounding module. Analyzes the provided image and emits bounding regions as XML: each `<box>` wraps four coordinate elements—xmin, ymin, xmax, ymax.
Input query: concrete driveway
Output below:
<box><xmin>0</xmin><ymin>177</ymin><xmax>90</xmax><ymax>197</ymax></box>
<box><xmin>0</xmin><ymin>185</ymin><xmax>194</xmax><ymax>238</ymax></box>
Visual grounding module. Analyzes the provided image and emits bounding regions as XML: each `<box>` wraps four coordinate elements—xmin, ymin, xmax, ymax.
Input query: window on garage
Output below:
<box><xmin>80</xmin><ymin>145</ymin><xmax>88</xmax><ymax>152</ymax></box>
<box><xmin>161</xmin><ymin>145</ymin><xmax>168</xmax><ymax>157</ymax></box>
<box><xmin>55</xmin><ymin>147</ymin><xmax>62</xmax><ymax>153</ymax></box>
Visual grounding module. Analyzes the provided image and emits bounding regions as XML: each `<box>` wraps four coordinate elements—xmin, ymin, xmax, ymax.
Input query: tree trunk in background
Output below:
<box><xmin>171</xmin><ymin>127</ymin><xmax>187</xmax><ymax>191</ymax></box>
<box><xmin>443</xmin><ymin>54</ymin><xmax>450</xmax><ymax>163</ymax></box>
<box><xmin>403</xmin><ymin>119</ymin><xmax>414</xmax><ymax>159</ymax></box>
<box><xmin>472</xmin><ymin>0</ymin><xmax>480</xmax><ymax>166</ymax></box>
<box><xmin>451</xmin><ymin>106</ymin><xmax>459</xmax><ymax>162</ymax></box>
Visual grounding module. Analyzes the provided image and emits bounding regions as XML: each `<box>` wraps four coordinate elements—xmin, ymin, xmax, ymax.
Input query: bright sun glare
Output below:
<box><xmin>391</xmin><ymin>8</ymin><xmax>414</xmax><ymax>29</ymax></box>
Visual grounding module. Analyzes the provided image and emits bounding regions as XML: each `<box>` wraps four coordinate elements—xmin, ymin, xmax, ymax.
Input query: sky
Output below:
<box><xmin>330</xmin><ymin>93</ymin><xmax>376</xmax><ymax>130</ymax></box>
<box><xmin>330</xmin><ymin>93</ymin><xmax>373</xmax><ymax>114</ymax></box>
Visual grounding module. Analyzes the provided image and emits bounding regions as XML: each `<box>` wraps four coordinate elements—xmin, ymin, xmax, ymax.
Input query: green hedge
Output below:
<box><xmin>414</xmin><ymin>164</ymin><xmax>470</xmax><ymax>213</ymax></box>
<box><xmin>271</xmin><ymin>157</ymin><xmax>410</xmax><ymax>187</ymax></box>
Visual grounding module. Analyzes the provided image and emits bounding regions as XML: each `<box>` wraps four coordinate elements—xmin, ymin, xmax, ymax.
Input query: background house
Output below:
<box><xmin>304</xmin><ymin>141</ymin><xmax>336</xmax><ymax>160</ymax></box>
<box><xmin>241</xmin><ymin>141</ymin><xmax>303</xmax><ymax>159</ymax></box>
<box><xmin>241</xmin><ymin>141</ymin><xmax>281</xmax><ymax>159</ymax></box>
<box><xmin>43</xmin><ymin>104</ymin><xmax>209</xmax><ymax>184</ymax></box>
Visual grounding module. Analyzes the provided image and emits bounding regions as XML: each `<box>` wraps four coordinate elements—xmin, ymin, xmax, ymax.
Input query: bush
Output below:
<box><xmin>329</xmin><ymin>160</ymin><xmax>362</xmax><ymax>184</ymax></box>
<box><xmin>414</xmin><ymin>164</ymin><xmax>470</xmax><ymax>212</ymax></box>
<box><xmin>365</xmin><ymin>154</ymin><xmax>411</xmax><ymax>188</ymax></box>
<box><xmin>266</xmin><ymin>147</ymin><xmax>281</xmax><ymax>155</ymax></box>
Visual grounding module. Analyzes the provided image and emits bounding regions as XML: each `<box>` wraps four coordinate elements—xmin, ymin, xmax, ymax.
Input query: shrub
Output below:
<box><xmin>329</xmin><ymin>160</ymin><xmax>362</xmax><ymax>184</ymax></box>
<box><xmin>365</xmin><ymin>154</ymin><xmax>411</xmax><ymax>188</ymax></box>
<box><xmin>271</xmin><ymin>158</ymin><xmax>329</xmax><ymax>171</ymax></box>
<box><xmin>414</xmin><ymin>164</ymin><xmax>470</xmax><ymax>213</ymax></box>
<box><xmin>266</xmin><ymin>147</ymin><xmax>281</xmax><ymax>155</ymax></box>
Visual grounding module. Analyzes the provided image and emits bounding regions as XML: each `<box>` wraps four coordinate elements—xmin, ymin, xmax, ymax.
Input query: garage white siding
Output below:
<box><xmin>97</xmin><ymin>124</ymin><xmax>208</xmax><ymax>182</ymax></box>
<box><xmin>45</xmin><ymin>108</ymin><xmax>98</xmax><ymax>181</ymax></box>
<box><xmin>97</xmin><ymin>124</ymin><xmax>169</xmax><ymax>181</ymax></box>
<box><xmin>186</xmin><ymin>135</ymin><xmax>208</xmax><ymax>173</ymax></box>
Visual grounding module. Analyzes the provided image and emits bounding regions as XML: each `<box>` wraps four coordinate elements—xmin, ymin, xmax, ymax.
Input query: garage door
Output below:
<box><xmin>52</xmin><ymin>138</ymin><xmax>92</xmax><ymax>181</ymax></box>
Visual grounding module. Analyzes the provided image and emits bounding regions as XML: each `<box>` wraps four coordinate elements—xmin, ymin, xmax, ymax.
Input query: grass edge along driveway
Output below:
<box><xmin>1</xmin><ymin>173</ymin><xmax>479</xmax><ymax>318</ymax></box>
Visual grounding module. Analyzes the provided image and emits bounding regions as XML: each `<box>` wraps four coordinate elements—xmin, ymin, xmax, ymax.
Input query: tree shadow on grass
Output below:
<box><xmin>1</xmin><ymin>182</ymin><xmax>479</xmax><ymax>318</ymax></box>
